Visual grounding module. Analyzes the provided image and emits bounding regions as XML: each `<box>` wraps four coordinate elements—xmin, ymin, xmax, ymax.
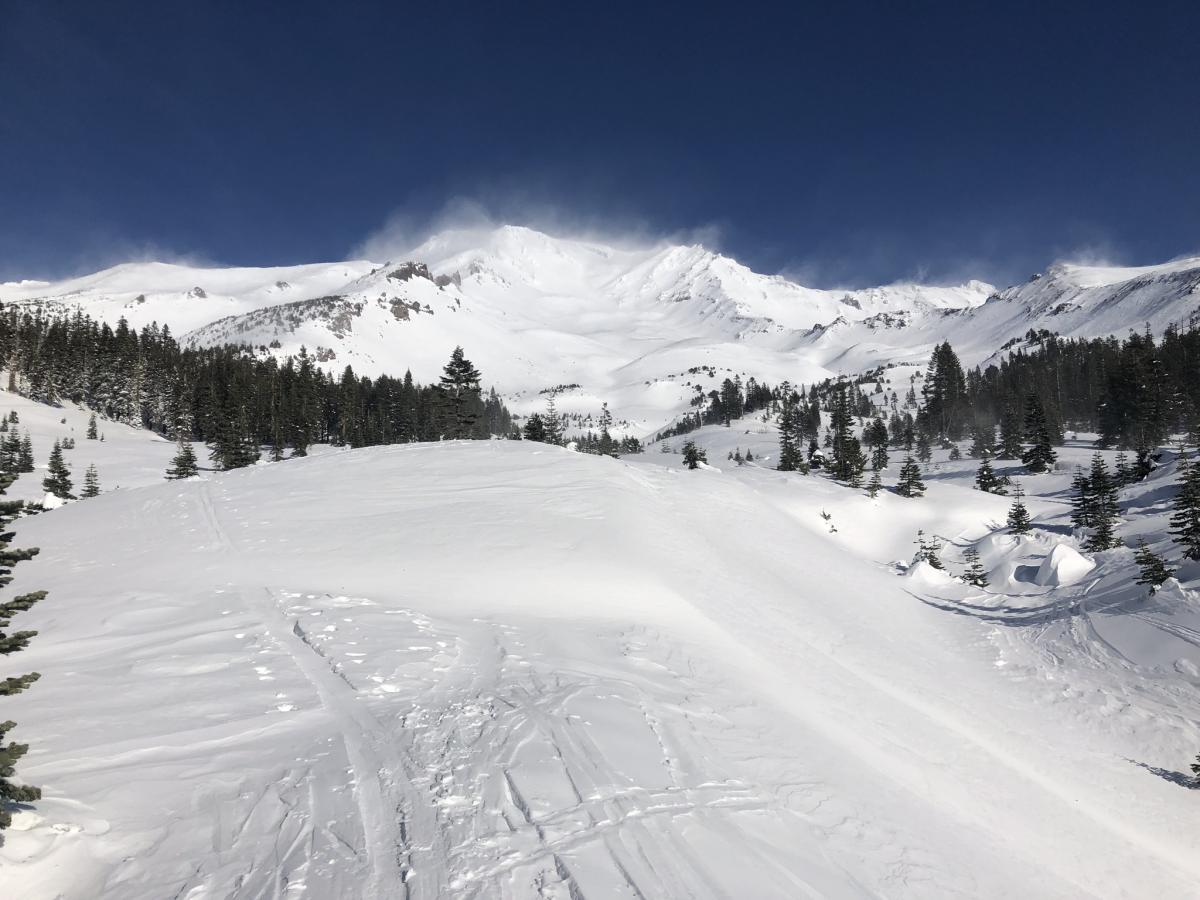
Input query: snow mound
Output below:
<box><xmin>1035</xmin><ymin>543</ymin><xmax>1094</xmax><ymax>587</ymax></box>
<box><xmin>905</xmin><ymin>558</ymin><xmax>958</xmax><ymax>586</ymax></box>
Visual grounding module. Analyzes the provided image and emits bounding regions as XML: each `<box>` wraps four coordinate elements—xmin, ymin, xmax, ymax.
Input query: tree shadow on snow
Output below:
<box><xmin>1125</xmin><ymin>759</ymin><xmax>1199</xmax><ymax>789</ymax></box>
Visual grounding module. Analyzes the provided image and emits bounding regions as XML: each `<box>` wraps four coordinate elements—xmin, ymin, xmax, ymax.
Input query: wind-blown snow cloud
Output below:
<box><xmin>351</xmin><ymin>194</ymin><xmax>725</xmax><ymax>263</ymax></box>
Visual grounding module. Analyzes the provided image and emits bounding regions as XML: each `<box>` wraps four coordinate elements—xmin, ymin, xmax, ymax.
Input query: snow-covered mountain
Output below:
<box><xmin>4</xmin><ymin>227</ymin><xmax>1197</xmax><ymax>432</ymax></box>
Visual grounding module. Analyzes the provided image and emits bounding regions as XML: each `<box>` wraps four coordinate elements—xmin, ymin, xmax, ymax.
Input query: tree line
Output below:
<box><xmin>0</xmin><ymin>307</ymin><xmax>514</xmax><ymax>467</ymax></box>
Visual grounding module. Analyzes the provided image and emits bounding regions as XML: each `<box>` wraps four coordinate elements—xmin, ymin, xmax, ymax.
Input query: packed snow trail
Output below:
<box><xmin>2</xmin><ymin>441</ymin><xmax>1198</xmax><ymax>898</ymax></box>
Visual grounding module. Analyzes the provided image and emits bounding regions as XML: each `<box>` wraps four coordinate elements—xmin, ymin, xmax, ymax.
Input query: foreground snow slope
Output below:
<box><xmin>2</xmin><ymin>442</ymin><xmax>1197</xmax><ymax>899</ymax></box>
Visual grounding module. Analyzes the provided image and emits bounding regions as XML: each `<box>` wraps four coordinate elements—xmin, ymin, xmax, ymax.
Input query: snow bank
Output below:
<box><xmin>1035</xmin><ymin>543</ymin><xmax>1094</xmax><ymax>587</ymax></box>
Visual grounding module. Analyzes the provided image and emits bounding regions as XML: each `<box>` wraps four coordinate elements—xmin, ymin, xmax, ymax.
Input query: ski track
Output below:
<box><xmin>181</xmin><ymin>479</ymin><xmax>835</xmax><ymax>899</ymax></box>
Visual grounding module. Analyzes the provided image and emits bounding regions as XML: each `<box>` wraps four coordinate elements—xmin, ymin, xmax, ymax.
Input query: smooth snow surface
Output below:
<box><xmin>2</xmin><ymin>440</ymin><xmax>1198</xmax><ymax>899</ymax></box>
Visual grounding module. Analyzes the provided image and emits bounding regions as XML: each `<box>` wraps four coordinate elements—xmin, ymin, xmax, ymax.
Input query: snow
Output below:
<box><xmin>1</xmin><ymin>434</ymin><xmax>1198</xmax><ymax>899</ymax></box>
<box><xmin>1035</xmin><ymin>543</ymin><xmax>1095</xmax><ymax>587</ymax></box>
<box><xmin>6</xmin><ymin>229</ymin><xmax>1198</xmax><ymax>444</ymax></box>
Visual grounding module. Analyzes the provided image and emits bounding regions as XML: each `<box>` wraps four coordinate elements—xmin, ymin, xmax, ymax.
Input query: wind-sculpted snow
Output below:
<box><xmin>2</xmin><ymin>441</ymin><xmax>1198</xmax><ymax>898</ymax></box>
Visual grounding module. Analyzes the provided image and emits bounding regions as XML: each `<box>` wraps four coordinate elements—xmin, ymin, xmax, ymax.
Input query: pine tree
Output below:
<box><xmin>916</xmin><ymin>431</ymin><xmax>932</xmax><ymax>463</ymax></box>
<box><xmin>597</xmin><ymin>403</ymin><xmax>618</xmax><ymax>457</ymax></box>
<box><xmin>1007</xmin><ymin>486</ymin><xmax>1032</xmax><ymax>535</ymax></box>
<box><xmin>86</xmin><ymin>414</ymin><xmax>98</xmax><ymax>440</ymax></box>
<box><xmin>1114</xmin><ymin>451</ymin><xmax>1132</xmax><ymax>486</ymax></box>
<box><xmin>1021</xmin><ymin>394</ymin><xmax>1057</xmax><ymax>473</ymax></box>
<box><xmin>896</xmin><ymin>454</ymin><xmax>926</xmax><ymax>498</ymax></box>
<box><xmin>828</xmin><ymin>381</ymin><xmax>863</xmax><ymax>482</ymax></box>
<box><xmin>998</xmin><ymin>404</ymin><xmax>1023</xmax><ymax>460</ymax></box>
<box><xmin>166</xmin><ymin>437</ymin><xmax>200</xmax><ymax>480</ymax></box>
<box><xmin>968</xmin><ymin>420</ymin><xmax>995</xmax><ymax>458</ymax></box>
<box><xmin>18</xmin><ymin>434</ymin><xmax>33</xmax><ymax>473</ymax></box>
<box><xmin>974</xmin><ymin>453</ymin><xmax>1006</xmax><ymax>494</ymax></box>
<box><xmin>543</xmin><ymin>397</ymin><xmax>564</xmax><ymax>446</ymax></box>
<box><xmin>1133</xmin><ymin>538</ymin><xmax>1174</xmax><ymax>594</ymax></box>
<box><xmin>0</xmin><ymin>432</ymin><xmax>18</xmax><ymax>473</ymax></box>
<box><xmin>522</xmin><ymin>413</ymin><xmax>547</xmax><ymax>442</ymax></box>
<box><xmin>870</xmin><ymin>443</ymin><xmax>888</xmax><ymax>471</ymax></box>
<box><xmin>681</xmin><ymin>440</ymin><xmax>707</xmax><ymax>470</ymax></box>
<box><xmin>776</xmin><ymin>396</ymin><xmax>803</xmax><ymax>471</ymax></box>
<box><xmin>438</xmin><ymin>346</ymin><xmax>483</xmax><ymax>439</ymax></box>
<box><xmin>80</xmin><ymin>464</ymin><xmax>100</xmax><ymax>499</ymax></box>
<box><xmin>0</xmin><ymin>470</ymin><xmax>44</xmax><ymax>830</ymax></box>
<box><xmin>1083</xmin><ymin>454</ymin><xmax>1120</xmax><ymax>552</ymax></box>
<box><xmin>1069</xmin><ymin>467</ymin><xmax>1092</xmax><ymax>531</ymax></box>
<box><xmin>962</xmin><ymin>545</ymin><xmax>989</xmax><ymax>587</ymax></box>
<box><xmin>866</xmin><ymin>468</ymin><xmax>883</xmax><ymax>498</ymax></box>
<box><xmin>1169</xmin><ymin>452</ymin><xmax>1200</xmax><ymax>560</ymax></box>
<box><xmin>914</xmin><ymin>530</ymin><xmax>944</xmax><ymax>569</ymax></box>
<box><xmin>41</xmin><ymin>441</ymin><xmax>73</xmax><ymax>500</ymax></box>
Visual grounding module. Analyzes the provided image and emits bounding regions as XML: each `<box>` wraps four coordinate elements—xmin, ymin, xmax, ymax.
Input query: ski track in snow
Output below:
<box><xmin>3</xmin><ymin>439</ymin><xmax>1200</xmax><ymax>898</ymax></box>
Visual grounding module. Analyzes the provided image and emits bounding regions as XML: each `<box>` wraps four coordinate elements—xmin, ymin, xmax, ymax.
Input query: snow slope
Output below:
<box><xmin>0</xmin><ymin>228</ymin><xmax>992</xmax><ymax>433</ymax></box>
<box><xmin>5</xmin><ymin>229</ymin><xmax>1198</xmax><ymax>436</ymax></box>
<box><xmin>2</xmin><ymin>440</ymin><xmax>1197</xmax><ymax>899</ymax></box>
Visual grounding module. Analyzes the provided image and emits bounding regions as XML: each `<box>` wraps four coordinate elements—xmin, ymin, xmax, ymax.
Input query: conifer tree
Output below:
<box><xmin>80</xmin><ymin>464</ymin><xmax>100</xmax><ymax>499</ymax></box>
<box><xmin>1007</xmin><ymin>485</ymin><xmax>1032</xmax><ymax>535</ymax></box>
<box><xmin>681</xmin><ymin>440</ymin><xmax>706</xmax><ymax>470</ymax></box>
<box><xmin>998</xmin><ymin>404</ymin><xmax>1023</xmax><ymax>459</ymax></box>
<box><xmin>776</xmin><ymin>395</ymin><xmax>803</xmax><ymax>471</ymax></box>
<box><xmin>41</xmin><ymin>441</ymin><xmax>73</xmax><ymax>500</ymax></box>
<box><xmin>1114</xmin><ymin>451</ymin><xmax>1132</xmax><ymax>486</ymax></box>
<box><xmin>1169</xmin><ymin>452</ymin><xmax>1200</xmax><ymax>560</ymax></box>
<box><xmin>1132</xmin><ymin>538</ymin><xmax>1174</xmax><ymax>594</ymax></box>
<box><xmin>597</xmin><ymin>403</ymin><xmax>618</xmax><ymax>457</ymax></box>
<box><xmin>828</xmin><ymin>381</ymin><xmax>863</xmax><ymax>482</ymax></box>
<box><xmin>86</xmin><ymin>414</ymin><xmax>98</xmax><ymax>440</ymax></box>
<box><xmin>438</xmin><ymin>346</ymin><xmax>483</xmax><ymax>439</ymax></box>
<box><xmin>867</xmin><ymin>468</ymin><xmax>883</xmax><ymax>498</ymax></box>
<box><xmin>166</xmin><ymin>436</ymin><xmax>199</xmax><ymax>480</ymax></box>
<box><xmin>968</xmin><ymin>420</ymin><xmax>994</xmax><ymax>458</ymax></box>
<box><xmin>896</xmin><ymin>454</ymin><xmax>926</xmax><ymax>498</ymax></box>
<box><xmin>1021</xmin><ymin>394</ymin><xmax>1057</xmax><ymax>473</ymax></box>
<box><xmin>916</xmin><ymin>431</ymin><xmax>932</xmax><ymax>464</ymax></box>
<box><xmin>914</xmin><ymin>530</ymin><xmax>944</xmax><ymax>569</ymax></box>
<box><xmin>0</xmin><ymin>470</ymin><xmax>44</xmax><ymax>830</ymax></box>
<box><xmin>0</xmin><ymin>432</ymin><xmax>18</xmax><ymax>473</ymax></box>
<box><xmin>522</xmin><ymin>413</ymin><xmax>547</xmax><ymax>442</ymax></box>
<box><xmin>870</xmin><ymin>443</ymin><xmax>888</xmax><ymax>472</ymax></box>
<box><xmin>1083</xmin><ymin>454</ymin><xmax>1120</xmax><ymax>552</ymax></box>
<box><xmin>962</xmin><ymin>545</ymin><xmax>989</xmax><ymax>587</ymax></box>
<box><xmin>974</xmin><ymin>453</ymin><xmax>1006</xmax><ymax>494</ymax></box>
<box><xmin>543</xmin><ymin>397</ymin><xmax>564</xmax><ymax>446</ymax></box>
<box><xmin>17</xmin><ymin>434</ymin><xmax>33</xmax><ymax>473</ymax></box>
<box><xmin>1069</xmin><ymin>467</ymin><xmax>1092</xmax><ymax>531</ymax></box>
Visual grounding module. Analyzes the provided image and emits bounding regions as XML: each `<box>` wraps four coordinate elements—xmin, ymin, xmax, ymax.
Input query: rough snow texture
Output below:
<box><xmin>0</xmin><ymin>430</ymin><xmax>1197</xmax><ymax>899</ymax></box>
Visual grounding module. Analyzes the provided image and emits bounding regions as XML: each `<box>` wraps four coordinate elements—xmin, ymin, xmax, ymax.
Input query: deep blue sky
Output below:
<box><xmin>2</xmin><ymin>1</ymin><xmax>1197</xmax><ymax>286</ymax></box>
